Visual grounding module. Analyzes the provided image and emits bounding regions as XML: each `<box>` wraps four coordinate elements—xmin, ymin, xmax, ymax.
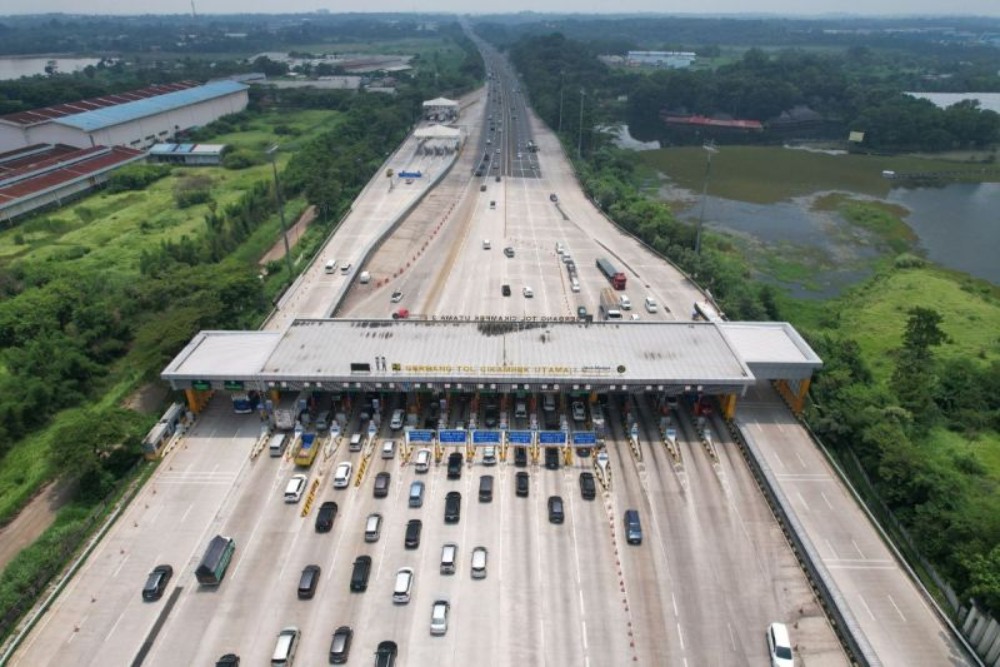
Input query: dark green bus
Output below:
<box><xmin>195</xmin><ymin>535</ymin><xmax>236</xmax><ymax>586</ymax></box>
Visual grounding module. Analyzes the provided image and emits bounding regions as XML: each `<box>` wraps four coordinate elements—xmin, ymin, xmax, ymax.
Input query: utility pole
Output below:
<box><xmin>695</xmin><ymin>142</ymin><xmax>718</xmax><ymax>256</ymax></box>
<box><xmin>266</xmin><ymin>145</ymin><xmax>294</xmax><ymax>279</ymax></box>
<box><xmin>577</xmin><ymin>88</ymin><xmax>585</xmax><ymax>160</ymax></box>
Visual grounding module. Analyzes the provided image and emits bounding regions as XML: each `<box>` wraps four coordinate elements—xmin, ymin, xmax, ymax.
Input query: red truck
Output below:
<box><xmin>596</xmin><ymin>257</ymin><xmax>626</xmax><ymax>290</ymax></box>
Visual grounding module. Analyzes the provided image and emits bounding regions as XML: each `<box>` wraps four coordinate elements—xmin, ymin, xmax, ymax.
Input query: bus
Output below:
<box><xmin>195</xmin><ymin>535</ymin><xmax>236</xmax><ymax>586</ymax></box>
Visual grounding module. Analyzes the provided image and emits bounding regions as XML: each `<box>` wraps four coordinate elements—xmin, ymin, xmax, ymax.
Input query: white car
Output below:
<box><xmin>471</xmin><ymin>546</ymin><xmax>488</xmax><ymax>579</ymax></box>
<box><xmin>482</xmin><ymin>446</ymin><xmax>497</xmax><ymax>466</ymax></box>
<box><xmin>414</xmin><ymin>448</ymin><xmax>432</xmax><ymax>473</ymax></box>
<box><xmin>767</xmin><ymin>622</ymin><xmax>794</xmax><ymax>667</ymax></box>
<box><xmin>571</xmin><ymin>401</ymin><xmax>586</xmax><ymax>422</ymax></box>
<box><xmin>523</xmin><ymin>286</ymin><xmax>534</xmax><ymax>298</ymax></box>
<box><xmin>333</xmin><ymin>462</ymin><xmax>353</xmax><ymax>489</ymax></box>
<box><xmin>283</xmin><ymin>474</ymin><xmax>307</xmax><ymax>503</ymax></box>
<box><xmin>483</xmin><ymin>239</ymin><xmax>491</xmax><ymax>250</ymax></box>
<box><xmin>390</xmin><ymin>291</ymin><xmax>403</xmax><ymax>303</ymax></box>
<box><xmin>389</xmin><ymin>409</ymin><xmax>405</xmax><ymax>430</ymax></box>
<box><xmin>430</xmin><ymin>598</ymin><xmax>450</xmax><ymax>636</ymax></box>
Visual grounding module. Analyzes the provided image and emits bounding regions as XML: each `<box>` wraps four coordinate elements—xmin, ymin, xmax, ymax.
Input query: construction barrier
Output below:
<box><xmin>300</xmin><ymin>479</ymin><xmax>320</xmax><ymax>517</ymax></box>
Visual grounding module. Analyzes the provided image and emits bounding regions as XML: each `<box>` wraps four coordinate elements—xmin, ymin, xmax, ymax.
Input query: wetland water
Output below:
<box><xmin>678</xmin><ymin>182</ymin><xmax>999</xmax><ymax>297</ymax></box>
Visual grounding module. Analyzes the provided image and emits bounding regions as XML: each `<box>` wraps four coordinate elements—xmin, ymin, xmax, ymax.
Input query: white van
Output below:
<box><xmin>619</xmin><ymin>294</ymin><xmax>632</xmax><ymax>310</ymax></box>
<box><xmin>349</xmin><ymin>433</ymin><xmax>363</xmax><ymax>452</ymax></box>
<box><xmin>414</xmin><ymin>448</ymin><xmax>431</xmax><ymax>473</ymax></box>
<box><xmin>268</xmin><ymin>433</ymin><xmax>287</xmax><ymax>458</ymax></box>
<box><xmin>482</xmin><ymin>446</ymin><xmax>497</xmax><ymax>466</ymax></box>
<box><xmin>381</xmin><ymin>440</ymin><xmax>396</xmax><ymax>459</ymax></box>
<box><xmin>570</xmin><ymin>277</ymin><xmax>580</xmax><ymax>293</ymax></box>
<box><xmin>359</xmin><ymin>271</ymin><xmax>371</xmax><ymax>284</ymax></box>
<box><xmin>514</xmin><ymin>401</ymin><xmax>527</xmax><ymax>419</ymax></box>
<box><xmin>389</xmin><ymin>409</ymin><xmax>405</xmax><ymax>430</ymax></box>
<box><xmin>393</xmin><ymin>567</ymin><xmax>414</xmax><ymax>604</ymax></box>
<box><xmin>644</xmin><ymin>296</ymin><xmax>658</xmax><ymax>313</ymax></box>
<box><xmin>482</xmin><ymin>239</ymin><xmax>491</xmax><ymax>250</ymax></box>
<box><xmin>440</xmin><ymin>542</ymin><xmax>458</xmax><ymax>575</ymax></box>
<box><xmin>284</xmin><ymin>474</ymin><xmax>307</xmax><ymax>503</ymax></box>
<box><xmin>340</xmin><ymin>263</ymin><xmax>352</xmax><ymax>275</ymax></box>
<box><xmin>271</xmin><ymin>626</ymin><xmax>299</xmax><ymax>667</ymax></box>
<box><xmin>324</xmin><ymin>259</ymin><xmax>337</xmax><ymax>274</ymax></box>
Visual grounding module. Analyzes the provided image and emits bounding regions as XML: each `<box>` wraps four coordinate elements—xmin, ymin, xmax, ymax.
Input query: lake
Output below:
<box><xmin>679</xmin><ymin>182</ymin><xmax>999</xmax><ymax>297</ymax></box>
<box><xmin>0</xmin><ymin>57</ymin><xmax>102</xmax><ymax>80</ymax></box>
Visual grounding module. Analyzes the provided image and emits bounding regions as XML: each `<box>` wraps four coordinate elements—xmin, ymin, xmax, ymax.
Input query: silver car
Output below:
<box><xmin>430</xmin><ymin>598</ymin><xmax>450</xmax><ymax>636</ymax></box>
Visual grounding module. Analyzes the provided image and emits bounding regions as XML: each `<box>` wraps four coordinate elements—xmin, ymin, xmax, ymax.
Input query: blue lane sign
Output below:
<box><xmin>507</xmin><ymin>431</ymin><xmax>533</xmax><ymax>445</ymax></box>
<box><xmin>539</xmin><ymin>431</ymin><xmax>567</xmax><ymax>445</ymax></box>
<box><xmin>407</xmin><ymin>430</ymin><xmax>433</xmax><ymax>443</ymax></box>
<box><xmin>572</xmin><ymin>432</ymin><xmax>597</xmax><ymax>446</ymax></box>
<box><xmin>439</xmin><ymin>429</ymin><xmax>467</xmax><ymax>444</ymax></box>
<box><xmin>472</xmin><ymin>430</ymin><xmax>501</xmax><ymax>444</ymax></box>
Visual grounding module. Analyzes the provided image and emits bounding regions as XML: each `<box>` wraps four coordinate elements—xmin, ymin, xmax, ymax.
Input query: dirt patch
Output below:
<box><xmin>259</xmin><ymin>204</ymin><xmax>317</xmax><ymax>266</ymax></box>
<box><xmin>122</xmin><ymin>382</ymin><xmax>170</xmax><ymax>415</ymax></box>
<box><xmin>0</xmin><ymin>478</ymin><xmax>76</xmax><ymax>571</ymax></box>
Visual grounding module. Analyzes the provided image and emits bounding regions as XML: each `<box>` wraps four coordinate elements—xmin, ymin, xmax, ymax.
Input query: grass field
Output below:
<box><xmin>639</xmin><ymin>146</ymin><xmax>997</xmax><ymax>204</ymax></box>
<box><xmin>787</xmin><ymin>265</ymin><xmax>1000</xmax><ymax>380</ymax></box>
<box><xmin>0</xmin><ymin>109</ymin><xmax>337</xmax><ymax>524</ymax></box>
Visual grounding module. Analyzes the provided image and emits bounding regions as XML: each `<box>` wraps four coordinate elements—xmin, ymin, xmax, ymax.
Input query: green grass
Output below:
<box><xmin>639</xmin><ymin>146</ymin><xmax>998</xmax><ymax>204</ymax></box>
<box><xmin>925</xmin><ymin>428</ymin><xmax>1000</xmax><ymax>483</ymax></box>
<box><xmin>803</xmin><ymin>266</ymin><xmax>1000</xmax><ymax>381</ymax></box>
<box><xmin>0</xmin><ymin>109</ymin><xmax>339</xmax><ymax>524</ymax></box>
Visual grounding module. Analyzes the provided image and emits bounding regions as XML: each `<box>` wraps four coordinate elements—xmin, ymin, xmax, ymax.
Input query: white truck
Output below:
<box><xmin>599</xmin><ymin>288</ymin><xmax>622</xmax><ymax>320</ymax></box>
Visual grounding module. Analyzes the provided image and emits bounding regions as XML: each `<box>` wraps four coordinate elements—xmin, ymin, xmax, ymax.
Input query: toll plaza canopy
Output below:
<box><xmin>161</xmin><ymin>318</ymin><xmax>821</xmax><ymax>395</ymax></box>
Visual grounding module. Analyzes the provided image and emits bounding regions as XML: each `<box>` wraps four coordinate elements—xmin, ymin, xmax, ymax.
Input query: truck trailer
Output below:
<box><xmin>596</xmin><ymin>257</ymin><xmax>627</xmax><ymax>290</ymax></box>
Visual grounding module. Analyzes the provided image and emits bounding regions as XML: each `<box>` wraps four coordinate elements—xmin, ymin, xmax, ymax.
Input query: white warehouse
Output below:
<box><xmin>0</xmin><ymin>80</ymin><xmax>250</xmax><ymax>153</ymax></box>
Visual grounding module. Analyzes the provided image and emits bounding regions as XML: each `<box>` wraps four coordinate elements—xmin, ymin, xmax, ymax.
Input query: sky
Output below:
<box><xmin>0</xmin><ymin>0</ymin><xmax>998</xmax><ymax>16</ymax></box>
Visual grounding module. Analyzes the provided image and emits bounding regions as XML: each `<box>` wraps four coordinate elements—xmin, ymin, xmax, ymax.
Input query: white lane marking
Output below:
<box><xmin>672</xmin><ymin>592</ymin><xmax>679</xmax><ymax>617</ymax></box>
<box><xmin>772</xmin><ymin>451</ymin><xmax>786</xmax><ymax>470</ymax></box>
<box><xmin>820</xmin><ymin>491</ymin><xmax>834</xmax><ymax>510</ymax></box>
<box><xmin>825</xmin><ymin>539</ymin><xmax>837</xmax><ymax>560</ymax></box>
<box><xmin>795</xmin><ymin>451</ymin><xmax>807</xmax><ymax>468</ymax></box>
<box><xmin>857</xmin><ymin>594</ymin><xmax>876</xmax><ymax>620</ymax></box>
<box><xmin>180</xmin><ymin>503</ymin><xmax>194</xmax><ymax>523</ymax></box>
<box><xmin>852</xmin><ymin>539</ymin><xmax>865</xmax><ymax>559</ymax></box>
<box><xmin>112</xmin><ymin>554</ymin><xmax>130</xmax><ymax>578</ymax></box>
<box><xmin>796</xmin><ymin>492</ymin><xmax>810</xmax><ymax>512</ymax></box>
<box><xmin>581</xmin><ymin>620</ymin><xmax>588</xmax><ymax>651</ymax></box>
<box><xmin>676</xmin><ymin>622</ymin><xmax>685</xmax><ymax>650</ymax></box>
<box><xmin>887</xmin><ymin>594</ymin><xmax>908</xmax><ymax>622</ymax></box>
<box><xmin>105</xmin><ymin>610</ymin><xmax>126</xmax><ymax>642</ymax></box>
<box><xmin>776</xmin><ymin>422</ymin><xmax>785</xmax><ymax>433</ymax></box>
<box><xmin>728</xmin><ymin>622</ymin><xmax>737</xmax><ymax>651</ymax></box>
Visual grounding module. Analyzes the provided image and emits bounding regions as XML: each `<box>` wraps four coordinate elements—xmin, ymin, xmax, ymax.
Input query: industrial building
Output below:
<box><xmin>0</xmin><ymin>80</ymin><xmax>249</xmax><ymax>153</ymax></box>
<box><xmin>0</xmin><ymin>143</ymin><xmax>145</xmax><ymax>223</ymax></box>
<box><xmin>626</xmin><ymin>51</ymin><xmax>696</xmax><ymax>69</ymax></box>
<box><xmin>422</xmin><ymin>97</ymin><xmax>459</xmax><ymax>122</ymax></box>
<box><xmin>148</xmin><ymin>143</ymin><xmax>228</xmax><ymax>166</ymax></box>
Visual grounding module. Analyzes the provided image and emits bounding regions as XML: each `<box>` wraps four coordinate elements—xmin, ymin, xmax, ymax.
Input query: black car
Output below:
<box><xmin>447</xmin><ymin>452</ymin><xmax>463</xmax><ymax>479</ymax></box>
<box><xmin>350</xmin><ymin>555</ymin><xmax>372</xmax><ymax>592</ymax></box>
<box><xmin>374</xmin><ymin>472</ymin><xmax>391</xmax><ymax>498</ymax></box>
<box><xmin>375</xmin><ymin>641</ymin><xmax>398</xmax><ymax>667</ymax></box>
<box><xmin>444</xmin><ymin>491</ymin><xmax>462</xmax><ymax>524</ymax></box>
<box><xmin>514</xmin><ymin>447</ymin><xmax>527</xmax><ymax>467</ymax></box>
<box><xmin>501</xmin><ymin>284</ymin><xmax>511</xmax><ymax>297</ymax></box>
<box><xmin>297</xmin><ymin>564</ymin><xmax>321</xmax><ymax>600</ymax></box>
<box><xmin>503</xmin><ymin>247</ymin><xmax>515</xmax><ymax>258</ymax></box>
<box><xmin>215</xmin><ymin>654</ymin><xmax>240</xmax><ymax>667</ymax></box>
<box><xmin>545</xmin><ymin>446</ymin><xmax>560</xmax><ymax>470</ymax></box>
<box><xmin>579</xmin><ymin>472</ymin><xmax>597</xmax><ymax>500</ymax></box>
<box><xmin>405</xmin><ymin>519</ymin><xmax>423</xmax><ymax>549</ymax></box>
<box><xmin>329</xmin><ymin>626</ymin><xmax>353</xmax><ymax>664</ymax></box>
<box><xmin>315</xmin><ymin>501</ymin><xmax>338</xmax><ymax>532</ymax></box>
<box><xmin>515</xmin><ymin>471</ymin><xmax>529</xmax><ymax>498</ymax></box>
<box><xmin>548</xmin><ymin>495</ymin><xmax>565</xmax><ymax>524</ymax></box>
<box><xmin>141</xmin><ymin>564</ymin><xmax>173</xmax><ymax>601</ymax></box>
<box><xmin>577</xmin><ymin>306</ymin><xmax>588</xmax><ymax>320</ymax></box>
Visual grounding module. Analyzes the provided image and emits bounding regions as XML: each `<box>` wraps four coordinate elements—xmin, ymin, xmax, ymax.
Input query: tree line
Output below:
<box><xmin>502</xmin><ymin>31</ymin><xmax>999</xmax><ymax>152</ymax></box>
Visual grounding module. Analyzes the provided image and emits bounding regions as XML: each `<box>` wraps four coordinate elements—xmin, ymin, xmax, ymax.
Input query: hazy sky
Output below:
<box><xmin>1</xmin><ymin>0</ymin><xmax>998</xmax><ymax>16</ymax></box>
